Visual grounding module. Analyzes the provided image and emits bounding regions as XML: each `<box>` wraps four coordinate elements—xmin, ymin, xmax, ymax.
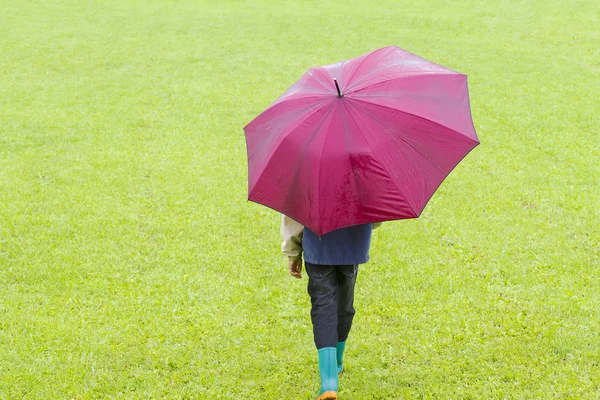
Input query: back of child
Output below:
<box><xmin>281</xmin><ymin>215</ymin><xmax>380</xmax><ymax>400</ymax></box>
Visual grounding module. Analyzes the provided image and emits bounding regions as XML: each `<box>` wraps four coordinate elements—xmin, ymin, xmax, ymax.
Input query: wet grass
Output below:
<box><xmin>1</xmin><ymin>0</ymin><xmax>599</xmax><ymax>398</ymax></box>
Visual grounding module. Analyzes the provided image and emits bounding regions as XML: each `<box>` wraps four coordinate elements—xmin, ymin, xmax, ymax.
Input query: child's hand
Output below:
<box><xmin>288</xmin><ymin>258</ymin><xmax>303</xmax><ymax>279</ymax></box>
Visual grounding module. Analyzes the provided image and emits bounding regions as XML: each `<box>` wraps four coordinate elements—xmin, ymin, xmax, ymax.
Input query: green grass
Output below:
<box><xmin>1</xmin><ymin>0</ymin><xmax>599</xmax><ymax>398</ymax></box>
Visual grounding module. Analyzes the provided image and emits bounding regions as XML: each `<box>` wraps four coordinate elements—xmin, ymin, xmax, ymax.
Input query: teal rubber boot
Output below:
<box><xmin>336</xmin><ymin>341</ymin><xmax>346</xmax><ymax>375</ymax></box>
<box><xmin>316</xmin><ymin>347</ymin><xmax>338</xmax><ymax>399</ymax></box>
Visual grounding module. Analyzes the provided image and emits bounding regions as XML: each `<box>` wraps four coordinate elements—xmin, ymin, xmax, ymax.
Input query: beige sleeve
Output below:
<box><xmin>281</xmin><ymin>215</ymin><xmax>304</xmax><ymax>260</ymax></box>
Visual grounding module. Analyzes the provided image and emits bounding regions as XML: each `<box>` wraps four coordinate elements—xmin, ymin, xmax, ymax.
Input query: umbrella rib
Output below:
<box><xmin>341</xmin><ymin>101</ymin><xmax>420</xmax><ymax>217</ymax></box>
<box><xmin>348</xmin><ymin>99</ymin><xmax>448</xmax><ymax>175</ymax></box>
<box><xmin>346</xmin><ymin>72</ymin><xmax>460</xmax><ymax>96</ymax></box>
<box><xmin>281</xmin><ymin>101</ymin><xmax>337</xmax><ymax>227</ymax></box>
<box><xmin>350</xmin><ymin>97</ymin><xmax>479</xmax><ymax>145</ymax></box>
<box><xmin>247</xmin><ymin>97</ymin><xmax>333</xmax><ymax>162</ymax></box>
<box><xmin>249</xmin><ymin>99</ymin><xmax>336</xmax><ymax>206</ymax></box>
<box><xmin>310</xmin><ymin>68</ymin><xmax>338</xmax><ymax>93</ymax></box>
<box><xmin>343</xmin><ymin>54</ymin><xmax>370</xmax><ymax>93</ymax></box>
<box><xmin>269</xmin><ymin>93</ymin><xmax>333</xmax><ymax>109</ymax></box>
<box><xmin>315</xmin><ymin>105</ymin><xmax>340</xmax><ymax>231</ymax></box>
<box><xmin>344</xmin><ymin>46</ymin><xmax>396</xmax><ymax>93</ymax></box>
<box><xmin>259</xmin><ymin>95</ymin><xmax>333</xmax><ymax>124</ymax></box>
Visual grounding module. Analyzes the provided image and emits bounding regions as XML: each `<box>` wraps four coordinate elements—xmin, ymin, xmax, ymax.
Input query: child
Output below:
<box><xmin>281</xmin><ymin>215</ymin><xmax>381</xmax><ymax>400</ymax></box>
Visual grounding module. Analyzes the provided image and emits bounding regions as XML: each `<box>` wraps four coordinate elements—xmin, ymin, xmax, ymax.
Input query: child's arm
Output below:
<box><xmin>281</xmin><ymin>215</ymin><xmax>304</xmax><ymax>260</ymax></box>
<box><xmin>281</xmin><ymin>215</ymin><xmax>304</xmax><ymax>279</ymax></box>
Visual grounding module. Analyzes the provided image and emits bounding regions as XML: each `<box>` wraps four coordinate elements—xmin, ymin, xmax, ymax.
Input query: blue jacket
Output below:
<box><xmin>302</xmin><ymin>224</ymin><xmax>373</xmax><ymax>265</ymax></box>
<box><xmin>281</xmin><ymin>215</ymin><xmax>380</xmax><ymax>266</ymax></box>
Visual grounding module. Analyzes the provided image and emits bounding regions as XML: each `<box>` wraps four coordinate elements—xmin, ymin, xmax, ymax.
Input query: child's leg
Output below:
<box><xmin>306</xmin><ymin>262</ymin><xmax>343</xmax><ymax>398</ymax></box>
<box><xmin>305</xmin><ymin>262</ymin><xmax>338</xmax><ymax>349</ymax></box>
<box><xmin>336</xmin><ymin>265</ymin><xmax>358</xmax><ymax>343</ymax></box>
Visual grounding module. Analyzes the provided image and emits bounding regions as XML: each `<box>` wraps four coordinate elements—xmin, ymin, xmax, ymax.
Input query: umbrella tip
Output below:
<box><xmin>334</xmin><ymin>78</ymin><xmax>343</xmax><ymax>98</ymax></box>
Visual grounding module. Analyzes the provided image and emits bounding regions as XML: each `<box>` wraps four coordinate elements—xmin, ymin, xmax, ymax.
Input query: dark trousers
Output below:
<box><xmin>305</xmin><ymin>262</ymin><xmax>358</xmax><ymax>349</ymax></box>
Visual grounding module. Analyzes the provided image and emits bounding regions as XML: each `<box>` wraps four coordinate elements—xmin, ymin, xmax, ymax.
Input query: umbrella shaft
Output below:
<box><xmin>334</xmin><ymin>79</ymin><xmax>343</xmax><ymax>98</ymax></box>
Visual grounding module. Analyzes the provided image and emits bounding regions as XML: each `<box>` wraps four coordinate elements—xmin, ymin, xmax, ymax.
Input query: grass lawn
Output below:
<box><xmin>1</xmin><ymin>0</ymin><xmax>599</xmax><ymax>398</ymax></box>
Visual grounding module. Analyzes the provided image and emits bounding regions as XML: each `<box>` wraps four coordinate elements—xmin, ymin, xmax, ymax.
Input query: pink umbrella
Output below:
<box><xmin>244</xmin><ymin>46</ymin><xmax>479</xmax><ymax>236</ymax></box>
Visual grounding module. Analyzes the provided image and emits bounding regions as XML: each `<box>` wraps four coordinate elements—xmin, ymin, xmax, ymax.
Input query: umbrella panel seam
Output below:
<box><xmin>341</xmin><ymin>100</ymin><xmax>420</xmax><ymax>217</ymax></box>
<box><xmin>246</xmin><ymin>98</ymin><xmax>335</xmax><ymax>193</ymax></box>
<box><xmin>346</xmin><ymin>72</ymin><xmax>462</xmax><ymax>96</ymax></box>
<box><xmin>350</xmin><ymin>97</ymin><xmax>479</xmax><ymax>146</ymax></box>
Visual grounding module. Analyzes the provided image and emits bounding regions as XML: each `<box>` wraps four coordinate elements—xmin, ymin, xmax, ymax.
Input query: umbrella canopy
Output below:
<box><xmin>244</xmin><ymin>46</ymin><xmax>479</xmax><ymax>236</ymax></box>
